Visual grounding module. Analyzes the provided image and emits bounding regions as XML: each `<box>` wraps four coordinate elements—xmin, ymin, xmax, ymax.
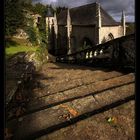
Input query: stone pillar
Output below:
<box><xmin>54</xmin><ymin>13</ymin><xmax>58</xmax><ymax>36</ymax></box>
<box><xmin>67</xmin><ymin>9</ymin><xmax>72</xmax><ymax>54</ymax></box>
<box><xmin>96</xmin><ymin>2</ymin><xmax>102</xmax><ymax>44</ymax></box>
<box><xmin>121</xmin><ymin>10</ymin><xmax>126</xmax><ymax>36</ymax></box>
<box><xmin>54</xmin><ymin>12</ymin><xmax>58</xmax><ymax>55</ymax></box>
<box><xmin>97</xmin><ymin>3</ymin><xmax>101</xmax><ymax>28</ymax></box>
<box><xmin>46</xmin><ymin>17</ymin><xmax>50</xmax><ymax>47</ymax></box>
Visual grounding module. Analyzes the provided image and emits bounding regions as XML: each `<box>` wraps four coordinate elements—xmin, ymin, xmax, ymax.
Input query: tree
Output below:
<box><xmin>31</xmin><ymin>3</ymin><xmax>50</xmax><ymax>47</ymax></box>
<box><xmin>126</xmin><ymin>22</ymin><xmax>135</xmax><ymax>35</ymax></box>
<box><xmin>5</xmin><ymin>0</ymin><xmax>25</xmax><ymax>36</ymax></box>
<box><xmin>32</xmin><ymin>3</ymin><xmax>46</xmax><ymax>16</ymax></box>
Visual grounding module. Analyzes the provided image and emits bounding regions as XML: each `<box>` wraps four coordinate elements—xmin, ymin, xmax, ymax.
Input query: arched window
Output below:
<box><xmin>101</xmin><ymin>33</ymin><xmax>114</xmax><ymax>43</ymax></box>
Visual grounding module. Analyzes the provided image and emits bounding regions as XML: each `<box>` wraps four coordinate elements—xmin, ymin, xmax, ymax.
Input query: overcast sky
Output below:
<box><xmin>32</xmin><ymin>0</ymin><xmax>135</xmax><ymax>22</ymax></box>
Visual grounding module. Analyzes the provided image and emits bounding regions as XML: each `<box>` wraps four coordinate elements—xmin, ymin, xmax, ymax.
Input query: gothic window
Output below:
<box><xmin>101</xmin><ymin>33</ymin><xmax>114</xmax><ymax>43</ymax></box>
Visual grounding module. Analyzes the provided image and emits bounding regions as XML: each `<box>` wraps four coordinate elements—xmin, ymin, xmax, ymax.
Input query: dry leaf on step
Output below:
<box><xmin>60</xmin><ymin>104</ymin><xmax>78</xmax><ymax>117</ymax></box>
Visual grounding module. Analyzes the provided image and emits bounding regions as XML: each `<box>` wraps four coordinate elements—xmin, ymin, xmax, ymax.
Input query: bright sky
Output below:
<box><xmin>32</xmin><ymin>0</ymin><xmax>135</xmax><ymax>22</ymax></box>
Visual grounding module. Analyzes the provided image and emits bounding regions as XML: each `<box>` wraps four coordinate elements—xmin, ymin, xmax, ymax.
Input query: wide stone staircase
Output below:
<box><xmin>6</xmin><ymin>62</ymin><xmax>135</xmax><ymax>140</ymax></box>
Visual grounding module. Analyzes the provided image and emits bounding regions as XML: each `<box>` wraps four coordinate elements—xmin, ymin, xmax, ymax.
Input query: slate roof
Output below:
<box><xmin>57</xmin><ymin>3</ymin><xmax>119</xmax><ymax>26</ymax></box>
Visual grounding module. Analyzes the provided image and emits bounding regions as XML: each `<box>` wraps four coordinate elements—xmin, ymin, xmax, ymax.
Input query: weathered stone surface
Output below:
<box><xmin>6</xmin><ymin>63</ymin><xmax>135</xmax><ymax>140</ymax></box>
<box><xmin>27</xmin><ymin>73</ymin><xmax>134</xmax><ymax>113</ymax></box>
<box><xmin>9</xmin><ymin>82</ymin><xmax>134</xmax><ymax>140</ymax></box>
<box><xmin>32</xmin><ymin>63</ymin><xmax>123</xmax><ymax>98</ymax></box>
<box><xmin>36</xmin><ymin>100</ymin><xmax>135</xmax><ymax>140</ymax></box>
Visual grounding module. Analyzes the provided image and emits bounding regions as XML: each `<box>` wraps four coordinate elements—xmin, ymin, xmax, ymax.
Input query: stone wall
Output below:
<box><xmin>120</xmin><ymin>38</ymin><xmax>135</xmax><ymax>68</ymax></box>
<box><xmin>50</xmin><ymin>25</ymin><xmax>124</xmax><ymax>55</ymax></box>
<box><xmin>72</xmin><ymin>26</ymin><xmax>96</xmax><ymax>51</ymax></box>
<box><xmin>57</xmin><ymin>25</ymin><xmax>68</xmax><ymax>55</ymax></box>
<box><xmin>48</xmin><ymin>19</ymin><xmax>125</xmax><ymax>56</ymax></box>
<box><xmin>99</xmin><ymin>26</ymin><xmax>124</xmax><ymax>44</ymax></box>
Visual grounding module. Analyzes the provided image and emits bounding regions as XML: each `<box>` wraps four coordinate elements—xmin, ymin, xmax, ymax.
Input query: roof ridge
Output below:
<box><xmin>57</xmin><ymin>2</ymin><xmax>119</xmax><ymax>26</ymax></box>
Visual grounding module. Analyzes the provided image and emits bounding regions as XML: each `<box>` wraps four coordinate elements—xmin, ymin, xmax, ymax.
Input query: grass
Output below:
<box><xmin>6</xmin><ymin>45</ymin><xmax>37</xmax><ymax>55</ymax></box>
<box><xmin>5</xmin><ymin>37</ymin><xmax>38</xmax><ymax>59</ymax></box>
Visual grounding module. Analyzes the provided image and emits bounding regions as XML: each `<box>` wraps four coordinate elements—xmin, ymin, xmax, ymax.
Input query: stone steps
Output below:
<box><xmin>32</xmin><ymin>70</ymin><xmax>123</xmax><ymax>98</ymax></box>
<box><xmin>7</xmin><ymin>73</ymin><xmax>135</xmax><ymax>140</ymax></box>
<box><xmin>26</xmin><ymin>73</ymin><xmax>134</xmax><ymax>114</ymax></box>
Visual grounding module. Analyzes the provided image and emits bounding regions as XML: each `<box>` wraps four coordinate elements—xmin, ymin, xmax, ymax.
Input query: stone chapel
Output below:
<box><xmin>46</xmin><ymin>2</ymin><xmax>126</xmax><ymax>56</ymax></box>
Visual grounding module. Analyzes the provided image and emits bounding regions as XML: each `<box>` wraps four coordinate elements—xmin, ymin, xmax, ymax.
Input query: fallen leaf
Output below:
<box><xmin>60</xmin><ymin>104</ymin><xmax>78</xmax><ymax>117</ymax></box>
<box><xmin>107</xmin><ymin>117</ymin><xmax>117</xmax><ymax>124</ymax></box>
<box><xmin>112</xmin><ymin>117</ymin><xmax>117</xmax><ymax>123</ymax></box>
<box><xmin>107</xmin><ymin>117</ymin><xmax>112</xmax><ymax>123</ymax></box>
<box><xmin>68</xmin><ymin>108</ymin><xmax>78</xmax><ymax>116</ymax></box>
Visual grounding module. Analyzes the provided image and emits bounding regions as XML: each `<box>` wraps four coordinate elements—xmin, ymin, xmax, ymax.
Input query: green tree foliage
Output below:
<box><xmin>5</xmin><ymin>0</ymin><xmax>25</xmax><ymax>36</ymax></box>
<box><xmin>32</xmin><ymin>3</ymin><xmax>47</xmax><ymax>16</ymax></box>
<box><xmin>5</xmin><ymin>0</ymin><xmax>53</xmax><ymax>49</ymax></box>
<box><xmin>27</xmin><ymin>27</ymin><xmax>38</xmax><ymax>46</ymax></box>
<box><xmin>20</xmin><ymin>0</ymin><xmax>34</xmax><ymax>11</ymax></box>
<box><xmin>126</xmin><ymin>22</ymin><xmax>135</xmax><ymax>35</ymax></box>
<box><xmin>32</xmin><ymin>3</ymin><xmax>48</xmax><ymax>47</ymax></box>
